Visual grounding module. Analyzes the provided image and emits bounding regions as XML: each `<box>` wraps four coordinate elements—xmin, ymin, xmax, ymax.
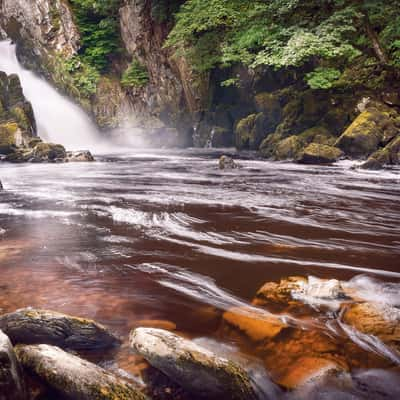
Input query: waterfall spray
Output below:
<box><xmin>0</xmin><ymin>40</ymin><xmax>100</xmax><ymax>150</ymax></box>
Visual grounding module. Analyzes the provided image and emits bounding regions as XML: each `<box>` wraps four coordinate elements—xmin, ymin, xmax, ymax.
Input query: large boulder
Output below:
<box><xmin>16</xmin><ymin>344</ymin><xmax>147</xmax><ymax>400</ymax></box>
<box><xmin>297</xmin><ymin>143</ymin><xmax>343</xmax><ymax>164</ymax></box>
<box><xmin>130</xmin><ymin>328</ymin><xmax>257</xmax><ymax>400</ymax></box>
<box><xmin>0</xmin><ymin>308</ymin><xmax>120</xmax><ymax>350</ymax></box>
<box><xmin>235</xmin><ymin>113</ymin><xmax>268</xmax><ymax>150</ymax></box>
<box><xmin>360</xmin><ymin>135</ymin><xmax>400</xmax><ymax>169</ymax></box>
<box><xmin>335</xmin><ymin>104</ymin><xmax>400</xmax><ymax>158</ymax></box>
<box><xmin>0</xmin><ymin>330</ymin><xmax>26</xmax><ymax>400</ymax></box>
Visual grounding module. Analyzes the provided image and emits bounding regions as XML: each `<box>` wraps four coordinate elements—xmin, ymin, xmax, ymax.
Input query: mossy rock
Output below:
<box><xmin>212</xmin><ymin>126</ymin><xmax>233</xmax><ymax>148</ymax></box>
<box><xmin>254</xmin><ymin>92</ymin><xmax>282</xmax><ymax>130</ymax></box>
<box><xmin>235</xmin><ymin>113</ymin><xmax>268</xmax><ymax>150</ymax></box>
<box><xmin>259</xmin><ymin>132</ymin><xmax>283</xmax><ymax>158</ymax></box>
<box><xmin>274</xmin><ymin>136</ymin><xmax>303</xmax><ymax>160</ymax></box>
<box><xmin>0</xmin><ymin>308</ymin><xmax>120</xmax><ymax>350</ymax></box>
<box><xmin>0</xmin><ymin>122</ymin><xmax>20</xmax><ymax>154</ymax></box>
<box><xmin>297</xmin><ymin>143</ymin><xmax>343</xmax><ymax>164</ymax></box>
<box><xmin>130</xmin><ymin>328</ymin><xmax>257</xmax><ymax>400</ymax></box>
<box><xmin>6</xmin><ymin>74</ymin><xmax>25</xmax><ymax>107</ymax></box>
<box><xmin>16</xmin><ymin>344</ymin><xmax>147</xmax><ymax>400</ymax></box>
<box><xmin>298</xmin><ymin>126</ymin><xmax>335</xmax><ymax>146</ymax></box>
<box><xmin>361</xmin><ymin>135</ymin><xmax>400</xmax><ymax>169</ymax></box>
<box><xmin>335</xmin><ymin>105</ymin><xmax>399</xmax><ymax>158</ymax></box>
<box><xmin>32</xmin><ymin>142</ymin><xmax>66</xmax><ymax>161</ymax></box>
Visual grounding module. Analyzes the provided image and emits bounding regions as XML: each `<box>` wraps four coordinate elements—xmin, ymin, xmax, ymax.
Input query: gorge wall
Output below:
<box><xmin>0</xmin><ymin>0</ymin><xmax>399</xmax><ymax>166</ymax></box>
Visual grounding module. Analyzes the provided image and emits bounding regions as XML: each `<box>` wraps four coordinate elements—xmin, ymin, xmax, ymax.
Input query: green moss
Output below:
<box><xmin>274</xmin><ymin>136</ymin><xmax>302</xmax><ymax>160</ymax></box>
<box><xmin>121</xmin><ymin>60</ymin><xmax>149</xmax><ymax>88</ymax></box>
<box><xmin>297</xmin><ymin>143</ymin><xmax>343</xmax><ymax>164</ymax></box>
<box><xmin>0</xmin><ymin>122</ymin><xmax>19</xmax><ymax>146</ymax></box>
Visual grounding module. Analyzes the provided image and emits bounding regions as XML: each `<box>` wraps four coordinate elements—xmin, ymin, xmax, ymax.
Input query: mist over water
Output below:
<box><xmin>0</xmin><ymin>40</ymin><xmax>100</xmax><ymax>150</ymax></box>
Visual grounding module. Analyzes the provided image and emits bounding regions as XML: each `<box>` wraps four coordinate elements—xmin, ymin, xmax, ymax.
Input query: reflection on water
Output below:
<box><xmin>0</xmin><ymin>149</ymin><xmax>399</xmax><ymax>398</ymax></box>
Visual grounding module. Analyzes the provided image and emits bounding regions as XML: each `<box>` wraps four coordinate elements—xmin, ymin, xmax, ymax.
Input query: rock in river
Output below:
<box><xmin>67</xmin><ymin>150</ymin><xmax>95</xmax><ymax>162</ymax></box>
<box><xmin>297</xmin><ymin>143</ymin><xmax>343</xmax><ymax>164</ymax></box>
<box><xmin>16</xmin><ymin>344</ymin><xmax>147</xmax><ymax>400</ymax></box>
<box><xmin>219</xmin><ymin>155</ymin><xmax>238</xmax><ymax>170</ymax></box>
<box><xmin>0</xmin><ymin>308</ymin><xmax>119</xmax><ymax>350</ymax></box>
<box><xmin>130</xmin><ymin>327</ymin><xmax>257</xmax><ymax>400</ymax></box>
<box><xmin>0</xmin><ymin>330</ymin><xmax>26</xmax><ymax>400</ymax></box>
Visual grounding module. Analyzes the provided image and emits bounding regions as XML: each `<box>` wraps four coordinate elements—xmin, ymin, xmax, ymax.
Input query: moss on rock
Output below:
<box><xmin>297</xmin><ymin>143</ymin><xmax>343</xmax><ymax>164</ymax></box>
<box><xmin>235</xmin><ymin>112</ymin><xmax>267</xmax><ymax>150</ymax></box>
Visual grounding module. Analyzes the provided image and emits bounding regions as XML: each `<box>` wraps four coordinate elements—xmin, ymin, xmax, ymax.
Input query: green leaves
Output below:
<box><xmin>305</xmin><ymin>68</ymin><xmax>342</xmax><ymax>89</ymax></box>
<box><xmin>121</xmin><ymin>60</ymin><xmax>149</xmax><ymax>88</ymax></box>
<box><xmin>69</xmin><ymin>0</ymin><xmax>121</xmax><ymax>72</ymax></box>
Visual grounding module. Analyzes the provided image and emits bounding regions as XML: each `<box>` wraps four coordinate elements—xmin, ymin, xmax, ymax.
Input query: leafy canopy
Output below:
<box><xmin>166</xmin><ymin>0</ymin><xmax>400</xmax><ymax>88</ymax></box>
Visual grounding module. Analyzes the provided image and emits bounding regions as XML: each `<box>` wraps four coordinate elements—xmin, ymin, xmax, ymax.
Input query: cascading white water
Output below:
<box><xmin>0</xmin><ymin>40</ymin><xmax>100</xmax><ymax>150</ymax></box>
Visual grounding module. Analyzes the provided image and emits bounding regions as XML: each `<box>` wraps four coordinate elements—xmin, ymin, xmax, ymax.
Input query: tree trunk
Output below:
<box><xmin>364</xmin><ymin>13</ymin><xmax>388</xmax><ymax>64</ymax></box>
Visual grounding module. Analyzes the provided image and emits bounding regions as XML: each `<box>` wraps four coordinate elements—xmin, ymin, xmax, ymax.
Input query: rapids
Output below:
<box><xmin>0</xmin><ymin>150</ymin><xmax>399</xmax><ymax>398</ymax></box>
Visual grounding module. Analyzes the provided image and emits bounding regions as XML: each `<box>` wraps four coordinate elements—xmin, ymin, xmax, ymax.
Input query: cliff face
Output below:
<box><xmin>0</xmin><ymin>71</ymin><xmax>36</xmax><ymax>153</ymax></box>
<box><xmin>0</xmin><ymin>0</ymin><xmax>204</xmax><ymax>147</ymax></box>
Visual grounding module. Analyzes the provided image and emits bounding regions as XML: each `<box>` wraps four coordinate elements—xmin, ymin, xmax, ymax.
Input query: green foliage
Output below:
<box><xmin>165</xmin><ymin>0</ymin><xmax>400</xmax><ymax>88</ymax></box>
<box><xmin>220</xmin><ymin>78</ymin><xmax>240</xmax><ymax>87</ymax></box>
<box><xmin>69</xmin><ymin>0</ymin><xmax>121</xmax><ymax>72</ymax></box>
<box><xmin>151</xmin><ymin>0</ymin><xmax>183</xmax><ymax>23</ymax></box>
<box><xmin>56</xmin><ymin>55</ymin><xmax>100</xmax><ymax>98</ymax></box>
<box><xmin>305</xmin><ymin>68</ymin><xmax>342</xmax><ymax>89</ymax></box>
<box><xmin>121</xmin><ymin>60</ymin><xmax>149</xmax><ymax>88</ymax></box>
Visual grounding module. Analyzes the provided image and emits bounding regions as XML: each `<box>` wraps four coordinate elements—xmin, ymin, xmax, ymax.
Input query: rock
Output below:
<box><xmin>276</xmin><ymin>356</ymin><xmax>346</xmax><ymax>389</ymax></box>
<box><xmin>66</xmin><ymin>150</ymin><xmax>95</xmax><ymax>162</ymax></box>
<box><xmin>31</xmin><ymin>142</ymin><xmax>66</xmax><ymax>161</ymax></box>
<box><xmin>130</xmin><ymin>328</ymin><xmax>257</xmax><ymax>400</ymax></box>
<box><xmin>297</xmin><ymin>143</ymin><xmax>343</xmax><ymax>164</ymax></box>
<box><xmin>0</xmin><ymin>330</ymin><xmax>26</xmax><ymax>400</ymax></box>
<box><xmin>335</xmin><ymin>104</ymin><xmax>400</xmax><ymax>158</ymax></box>
<box><xmin>360</xmin><ymin>135</ymin><xmax>400</xmax><ymax>169</ymax></box>
<box><xmin>235</xmin><ymin>113</ymin><xmax>268</xmax><ymax>150</ymax></box>
<box><xmin>274</xmin><ymin>136</ymin><xmax>302</xmax><ymax>160</ymax></box>
<box><xmin>0</xmin><ymin>308</ymin><xmax>120</xmax><ymax>350</ymax></box>
<box><xmin>16</xmin><ymin>344</ymin><xmax>146</xmax><ymax>400</ymax></box>
<box><xmin>293</xmin><ymin>276</ymin><xmax>345</xmax><ymax>300</ymax></box>
<box><xmin>211</xmin><ymin>127</ymin><xmax>233</xmax><ymax>148</ymax></box>
<box><xmin>219</xmin><ymin>155</ymin><xmax>237</xmax><ymax>170</ymax></box>
<box><xmin>342</xmin><ymin>302</ymin><xmax>400</xmax><ymax>351</ymax></box>
<box><xmin>222</xmin><ymin>306</ymin><xmax>287</xmax><ymax>341</ymax></box>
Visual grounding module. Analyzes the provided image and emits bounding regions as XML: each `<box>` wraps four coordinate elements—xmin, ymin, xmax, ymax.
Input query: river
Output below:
<box><xmin>0</xmin><ymin>149</ymin><xmax>399</xmax><ymax>398</ymax></box>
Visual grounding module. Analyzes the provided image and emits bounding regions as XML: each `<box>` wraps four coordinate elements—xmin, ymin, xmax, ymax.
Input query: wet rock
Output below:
<box><xmin>31</xmin><ymin>142</ymin><xmax>66</xmax><ymax>161</ymax></box>
<box><xmin>297</xmin><ymin>143</ymin><xmax>343</xmax><ymax>164</ymax></box>
<box><xmin>130</xmin><ymin>327</ymin><xmax>257</xmax><ymax>400</ymax></box>
<box><xmin>219</xmin><ymin>155</ymin><xmax>237</xmax><ymax>170</ymax></box>
<box><xmin>66</xmin><ymin>150</ymin><xmax>95</xmax><ymax>162</ymax></box>
<box><xmin>360</xmin><ymin>135</ymin><xmax>400</xmax><ymax>169</ymax></box>
<box><xmin>335</xmin><ymin>104</ymin><xmax>400</xmax><ymax>158</ymax></box>
<box><xmin>16</xmin><ymin>344</ymin><xmax>147</xmax><ymax>400</ymax></box>
<box><xmin>274</xmin><ymin>136</ymin><xmax>302</xmax><ymax>160</ymax></box>
<box><xmin>222</xmin><ymin>306</ymin><xmax>287</xmax><ymax>341</ymax></box>
<box><xmin>0</xmin><ymin>330</ymin><xmax>26</xmax><ymax>400</ymax></box>
<box><xmin>235</xmin><ymin>113</ymin><xmax>268</xmax><ymax>150</ymax></box>
<box><xmin>276</xmin><ymin>356</ymin><xmax>346</xmax><ymax>389</ymax></box>
<box><xmin>342</xmin><ymin>302</ymin><xmax>400</xmax><ymax>351</ymax></box>
<box><xmin>0</xmin><ymin>308</ymin><xmax>120</xmax><ymax>350</ymax></box>
<box><xmin>211</xmin><ymin>127</ymin><xmax>233</xmax><ymax>148</ymax></box>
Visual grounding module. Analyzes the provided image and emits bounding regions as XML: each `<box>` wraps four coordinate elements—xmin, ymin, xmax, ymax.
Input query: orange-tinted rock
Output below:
<box><xmin>222</xmin><ymin>306</ymin><xmax>287</xmax><ymax>341</ymax></box>
<box><xmin>135</xmin><ymin>319</ymin><xmax>177</xmax><ymax>331</ymax></box>
<box><xmin>342</xmin><ymin>302</ymin><xmax>400</xmax><ymax>351</ymax></box>
<box><xmin>277</xmin><ymin>356</ymin><xmax>346</xmax><ymax>389</ymax></box>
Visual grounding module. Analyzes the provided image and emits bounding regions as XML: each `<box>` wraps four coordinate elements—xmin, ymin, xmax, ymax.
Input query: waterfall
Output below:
<box><xmin>0</xmin><ymin>40</ymin><xmax>100</xmax><ymax>150</ymax></box>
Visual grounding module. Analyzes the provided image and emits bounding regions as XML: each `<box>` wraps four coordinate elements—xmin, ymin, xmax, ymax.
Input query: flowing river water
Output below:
<box><xmin>0</xmin><ymin>150</ymin><xmax>399</xmax><ymax>399</ymax></box>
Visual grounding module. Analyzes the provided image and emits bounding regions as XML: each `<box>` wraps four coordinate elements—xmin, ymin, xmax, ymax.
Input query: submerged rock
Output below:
<box><xmin>0</xmin><ymin>308</ymin><xmax>120</xmax><ymax>350</ymax></box>
<box><xmin>66</xmin><ymin>150</ymin><xmax>95</xmax><ymax>162</ymax></box>
<box><xmin>219</xmin><ymin>155</ymin><xmax>238</xmax><ymax>170</ymax></box>
<box><xmin>16</xmin><ymin>344</ymin><xmax>146</xmax><ymax>400</ymax></box>
<box><xmin>130</xmin><ymin>327</ymin><xmax>257</xmax><ymax>400</ymax></box>
<box><xmin>297</xmin><ymin>143</ymin><xmax>343</xmax><ymax>164</ymax></box>
<box><xmin>276</xmin><ymin>356</ymin><xmax>346</xmax><ymax>390</ymax></box>
<box><xmin>222</xmin><ymin>306</ymin><xmax>287</xmax><ymax>341</ymax></box>
<box><xmin>0</xmin><ymin>330</ymin><xmax>26</xmax><ymax>400</ymax></box>
<box><xmin>342</xmin><ymin>302</ymin><xmax>400</xmax><ymax>352</ymax></box>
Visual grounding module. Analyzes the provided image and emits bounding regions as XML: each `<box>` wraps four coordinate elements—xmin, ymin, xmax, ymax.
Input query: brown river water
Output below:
<box><xmin>0</xmin><ymin>149</ymin><xmax>399</xmax><ymax>399</ymax></box>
